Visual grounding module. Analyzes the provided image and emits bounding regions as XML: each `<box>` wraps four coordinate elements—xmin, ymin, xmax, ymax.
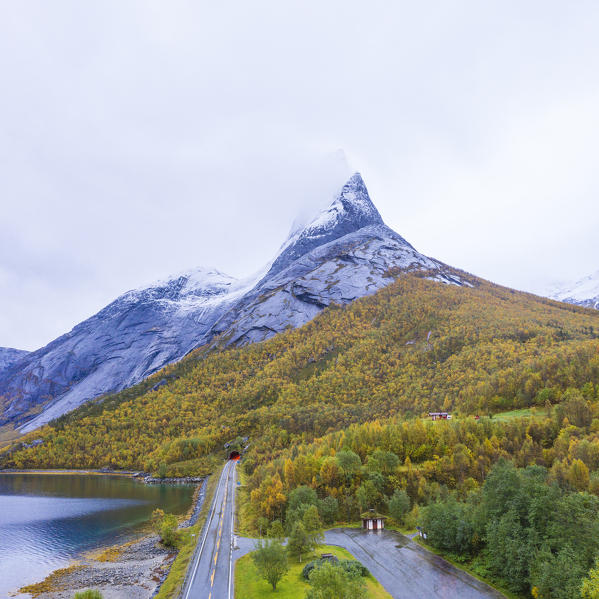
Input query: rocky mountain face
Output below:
<box><xmin>1</xmin><ymin>173</ymin><xmax>466</xmax><ymax>433</ymax></box>
<box><xmin>547</xmin><ymin>271</ymin><xmax>599</xmax><ymax>310</ymax></box>
<box><xmin>0</xmin><ymin>348</ymin><xmax>29</xmax><ymax>375</ymax></box>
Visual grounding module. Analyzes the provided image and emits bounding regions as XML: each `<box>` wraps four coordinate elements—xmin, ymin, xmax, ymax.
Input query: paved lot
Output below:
<box><xmin>324</xmin><ymin>528</ymin><xmax>505</xmax><ymax>599</ymax></box>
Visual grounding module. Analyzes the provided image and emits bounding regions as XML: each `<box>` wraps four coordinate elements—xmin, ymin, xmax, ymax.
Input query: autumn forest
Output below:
<box><xmin>3</xmin><ymin>273</ymin><xmax>599</xmax><ymax>597</ymax></box>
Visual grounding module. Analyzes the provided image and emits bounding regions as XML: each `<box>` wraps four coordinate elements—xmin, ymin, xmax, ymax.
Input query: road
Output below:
<box><xmin>324</xmin><ymin>528</ymin><xmax>505</xmax><ymax>599</ymax></box>
<box><xmin>181</xmin><ymin>459</ymin><xmax>240</xmax><ymax>599</ymax></box>
<box><xmin>180</xmin><ymin>462</ymin><xmax>504</xmax><ymax>599</ymax></box>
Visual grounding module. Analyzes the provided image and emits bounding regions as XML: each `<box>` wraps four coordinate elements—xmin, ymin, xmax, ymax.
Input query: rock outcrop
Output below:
<box><xmin>1</xmin><ymin>172</ymin><xmax>466</xmax><ymax>432</ymax></box>
<box><xmin>0</xmin><ymin>347</ymin><xmax>28</xmax><ymax>375</ymax></box>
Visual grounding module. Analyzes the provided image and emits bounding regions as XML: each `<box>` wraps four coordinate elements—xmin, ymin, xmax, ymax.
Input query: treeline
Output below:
<box><xmin>421</xmin><ymin>461</ymin><xmax>599</xmax><ymax>598</ymax></box>
<box><xmin>3</xmin><ymin>275</ymin><xmax>599</xmax><ymax>474</ymax></box>
<box><xmin>241</xmin><ymin>401</ymin><xmax>599</xmax><ymax>598</ymax></box>
<box><xmin>242</xmin><ymin>393</ymin><xmax>599</xmax><ymax>527</ymax></box>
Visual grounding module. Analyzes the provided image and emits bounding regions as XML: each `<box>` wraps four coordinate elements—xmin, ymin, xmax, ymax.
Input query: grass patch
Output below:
<box><xmin>382</xmin><ymin>522</ymin><xmax>417</xmax><ymax>536</ymax></box>
<box><xmin>155</xmin><ymin>464</ymin><xmax>224</xmax><ymax>599</ymax></box>
<box><xmin>491</xmin><ymin>407</ymin><xmax>549</xmax><ymax>422</ymax></box>
<box><xmin>86</xmin><ymin>538</ymin><xmax>139</xmax><ymax>562</ymax></box>
<box><xmin>235</xmin><ymin>544</ymin><xmax>391</xmax><ymax>599</ymax></box>
<box><xmin>0</xmin><ymin>423</ymin><xmax>23</xmax><ymax>447</ymax></box>
<box><xmin>236</xmin><ymin>466</ymin><xmax>255</xmax><ymax>537</ymax></box>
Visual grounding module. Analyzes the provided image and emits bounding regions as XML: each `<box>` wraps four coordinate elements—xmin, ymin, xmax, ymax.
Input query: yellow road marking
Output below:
<box><xmin>205</xmin><ymin>463</ymin><xmax>233</xmax><ymax>595</ymax></box>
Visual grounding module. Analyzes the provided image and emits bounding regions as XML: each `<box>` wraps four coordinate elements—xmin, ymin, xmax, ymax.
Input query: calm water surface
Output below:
<box><xmin>0</xmin><ymin>473</ymin><xmax>195</xmax><ymax>598</ymax></box>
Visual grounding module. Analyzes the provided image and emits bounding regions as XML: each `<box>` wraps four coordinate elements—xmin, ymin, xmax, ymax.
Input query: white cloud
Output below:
<box><xmin>1</xmin><ymin>0</ymin><xmax>599</xmax><ymax>349</ymax></box>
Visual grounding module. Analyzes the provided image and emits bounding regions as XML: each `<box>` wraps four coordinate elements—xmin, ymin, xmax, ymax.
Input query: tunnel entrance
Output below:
<box><xmin>229</xmin><ymin>451</ymin><xmax>240</xmax><ymax>460</ymax></box>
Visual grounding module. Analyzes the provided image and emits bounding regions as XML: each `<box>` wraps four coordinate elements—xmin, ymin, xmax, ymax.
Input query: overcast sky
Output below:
<box><xmin>2</xmin><ymin>1</ymin><xmax>599</xmax><ymax>351</ymax></box>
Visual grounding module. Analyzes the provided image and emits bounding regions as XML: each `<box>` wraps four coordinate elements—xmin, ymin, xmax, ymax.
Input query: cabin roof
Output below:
<box><xmin>360</xmin><ymin>511</ymin><xmax>388</xmax><ymax>520</ymax></box>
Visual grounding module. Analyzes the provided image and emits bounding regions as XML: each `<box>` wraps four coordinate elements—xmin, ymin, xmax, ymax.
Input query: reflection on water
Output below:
<box><xmin>0</xmin><ymin>473</ymin><xmax>194</xmax><ymax>598</ymax></box>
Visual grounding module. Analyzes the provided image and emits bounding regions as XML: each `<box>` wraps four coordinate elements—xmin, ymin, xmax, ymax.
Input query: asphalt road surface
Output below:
<box><xmin>181</xmin><ymin>459</ymin><xmax>238</xmax><ymax>599</ymax></box>
<box><xmin>324</xmin><ymin>528</ymin><xmax>505</xmax><ymax>599</ymax></box>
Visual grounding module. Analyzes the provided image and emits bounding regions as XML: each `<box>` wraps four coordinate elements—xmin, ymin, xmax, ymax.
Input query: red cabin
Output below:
<box><xmin>429</xmin><ymin>412</ymin><xmax>451</xmax><ymax>421</ymax></box>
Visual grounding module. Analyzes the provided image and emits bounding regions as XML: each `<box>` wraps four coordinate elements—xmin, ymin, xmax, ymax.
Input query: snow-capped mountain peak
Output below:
<box><xmin>309</xmin><ymin>172</ymin><xmax>384</xmax><ymax>232</ymax></box>
<box><xmin>3</xmin><ymin>170</ymin><xmax>465</xmax><ymax>433</ymax></box>
<box><xmin>268</xmin><ymin>172</ymin><xmax>388</xmax><ymax>277</ymax></box>
<box><xmin>548</xmin><ymin>271</ymin><xmax>599</xmax><ymax>309</ymax></box>
<box><xmin>126</xmin><ymin>267</ymin><xmax>239</xmax><ymax>303</ymax></box>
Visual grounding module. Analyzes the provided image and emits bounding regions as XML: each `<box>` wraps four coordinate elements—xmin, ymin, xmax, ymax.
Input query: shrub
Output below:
<box><xmin>151</xmin><ymin>508</ymin><xmax>180</xmax><ymax>547</ymax></box>
<box><xmin>302</xmin><ymin>559</ymin><xmax>368</xmax><ymax>580</ymax></box>
<box><xmin>306</xmin><ymin>561</ymin><xmax>366</xmax><ymax>599</ymax></box>
<box><xmin>302</xmin><ymin>560</ymin><xmax>320</xmax><ymax>581</ymax></box>
<box><xmin>74</xmin><ymin>591</ymin><xmax>103</xmax><ymax>599</ymax></box>
<box><xmin>339</xmin><ymin>559</ymin><xmax>369</xmax><ymax>577</ymax></box>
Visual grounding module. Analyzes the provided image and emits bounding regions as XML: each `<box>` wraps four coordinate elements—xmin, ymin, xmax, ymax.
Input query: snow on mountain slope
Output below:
<box><xmin>547</xmin><ymin>271</ymin><xmax>599</xmax><ymax>310</ymax></box>
<box><xmin>2</xmin><ymin>268</ymin><xmax>256</xmax><ymax>432</ymax></box>
<box><xmin>267</xmin><ymin>173</ymin><xmax>386</xmax><ymax>277</ymax></box>
<box><xmin>210</xmin><ymin>223</ymin><xmax>461</xmax><ymax>347</ymax></box>
<box><xmin>2</xmin><ymin>172</ymin><xmax>467</xmax><ymax>433</ymax></box>
<box><xmin>0</xmin><ymin>347</ymin><xmax>29</xmax><ymax>374</ymax></box>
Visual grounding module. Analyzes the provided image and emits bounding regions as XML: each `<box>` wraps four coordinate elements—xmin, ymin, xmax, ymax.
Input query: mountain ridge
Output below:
<box><xmin>547</xmin><ymin>270</ymin><xmax>599</xmax><ymax>310</ymax></box>
<box><xmin>0</xmin><ymin>347</ymin><xmax>29</xmax><ymax>375</ymax></box>
<box><xmin>1</xmin><ymin>172</ymin><xmax>465</xmax><ymax>433</ymax></box>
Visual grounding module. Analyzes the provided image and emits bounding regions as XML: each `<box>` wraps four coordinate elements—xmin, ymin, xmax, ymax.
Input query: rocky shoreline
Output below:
<box><xmin>19</xmin><ymin>535</ymin><xmax>177</xmax><ymax>599</ymax></box>
<box><xmin>1</xmin><ymin>468</ymin><xmax>204</xmax><ymax>486</ymax></box>
<box><xmin>16</xmin><ymin>478</ymin><xmax>207</xmax><ymax>599</ymax></box>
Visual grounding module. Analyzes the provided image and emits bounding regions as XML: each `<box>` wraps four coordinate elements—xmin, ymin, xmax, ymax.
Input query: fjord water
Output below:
<box><xmin>0</xmin><ymin>473</ymin><xmax>195</xmax><ymax>597</ymax></box>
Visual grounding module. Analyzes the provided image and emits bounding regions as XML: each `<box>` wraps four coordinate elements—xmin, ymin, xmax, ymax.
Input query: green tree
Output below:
<box><xmin>252</xmin><ymin>539</ymin><xmax>289</xmax><ymax>591</ymax></box>
<box><xmin>481</xmin><ymin>460</ymin><xmax>522</xmax><ymax>522</ymax></box>
<box><xmin>287</xmin><ymin>521</ymin><xmax>312</xmax><ymax>562</ymax></box>
<box><xmin>288</xmin><ymin>486</ymin><xmax>318</xmax><ymax>512</ymax></box>
<box><xmin>581</xmin><ymin>557</ymin><xmax>599</xmax><ymax>599</ymax></box>
<box><xmin>158</xmin><ymin>461</ymin><xmax>168</xmax><ymax>479</ymax></box>
<box><xmin>306</xmin><ymin>561</ymin><xmax>366</xmax><ymax>599</ymax></box>
<box><xmin>335</xmin><ymin>450</ymin><xmax>362</xmax><ymax>482</ymax></box>
<box><xmin>268</xmin><ymin>519</ymin><xmax>285</xmax><ymax>541</ymax></box>
<box><xmin>257</xmin><ymin>516</ymin><xmax>269</xmax><ymax>537</ymax></box>
<box><xmin>388</xmin><ymin>489</ymin><xmax>410</xmax><ymax>524</ymax></box>
<box><xmin>303</xmin><ymin>504</ymin><xmax>324</xmax><ymax>547</ymax></box>
<box><xmin>420</xmin><ymin>496</ymin><xmax>474</xmax><ymax>554</ymax></box>
<box><xmin>318</xmin><ymin>496</ymin><xmax>339</xmax><ymax>524</ymax></box>
<box><xmin>160</xmin><ymin>513</ymin><xmax>179</xmax><ymax>547</ymax></box>
<box><xmin>569</xmin><ymin>459</ymin><xmax>590</xmax><ymax>491</ymax></box>
<box><xmin>557</xmin><ymin>389</ymin><xmax>592</xmax><ymax>428</ymax></box>
<box><xmin>530</xmin><ymin>545</ymin><xmax>586</xmax><ymax>599</ymax></box>
<box><xmin>486</xmin><ymin>509</ymin><xmax>529</xmax><ymax>593</ymax></box>
<box><xmin>356</xmin><ymin>479</ymin><xmax>383</xmax><ymax>510</ymax></box>
<box><xmin>367</xmin><ymin>449</ymin><xmax>399</xmax><ymax>474</ymax></box>
<box><xmin>286</xmin><ymin>485</ymin><xmax>319</xmax><ymax>530</ymax></box>
<box><xmin>151</xmin><ymin>509</ymin><xmax>179</xmax><ymax>547</ymax></box>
